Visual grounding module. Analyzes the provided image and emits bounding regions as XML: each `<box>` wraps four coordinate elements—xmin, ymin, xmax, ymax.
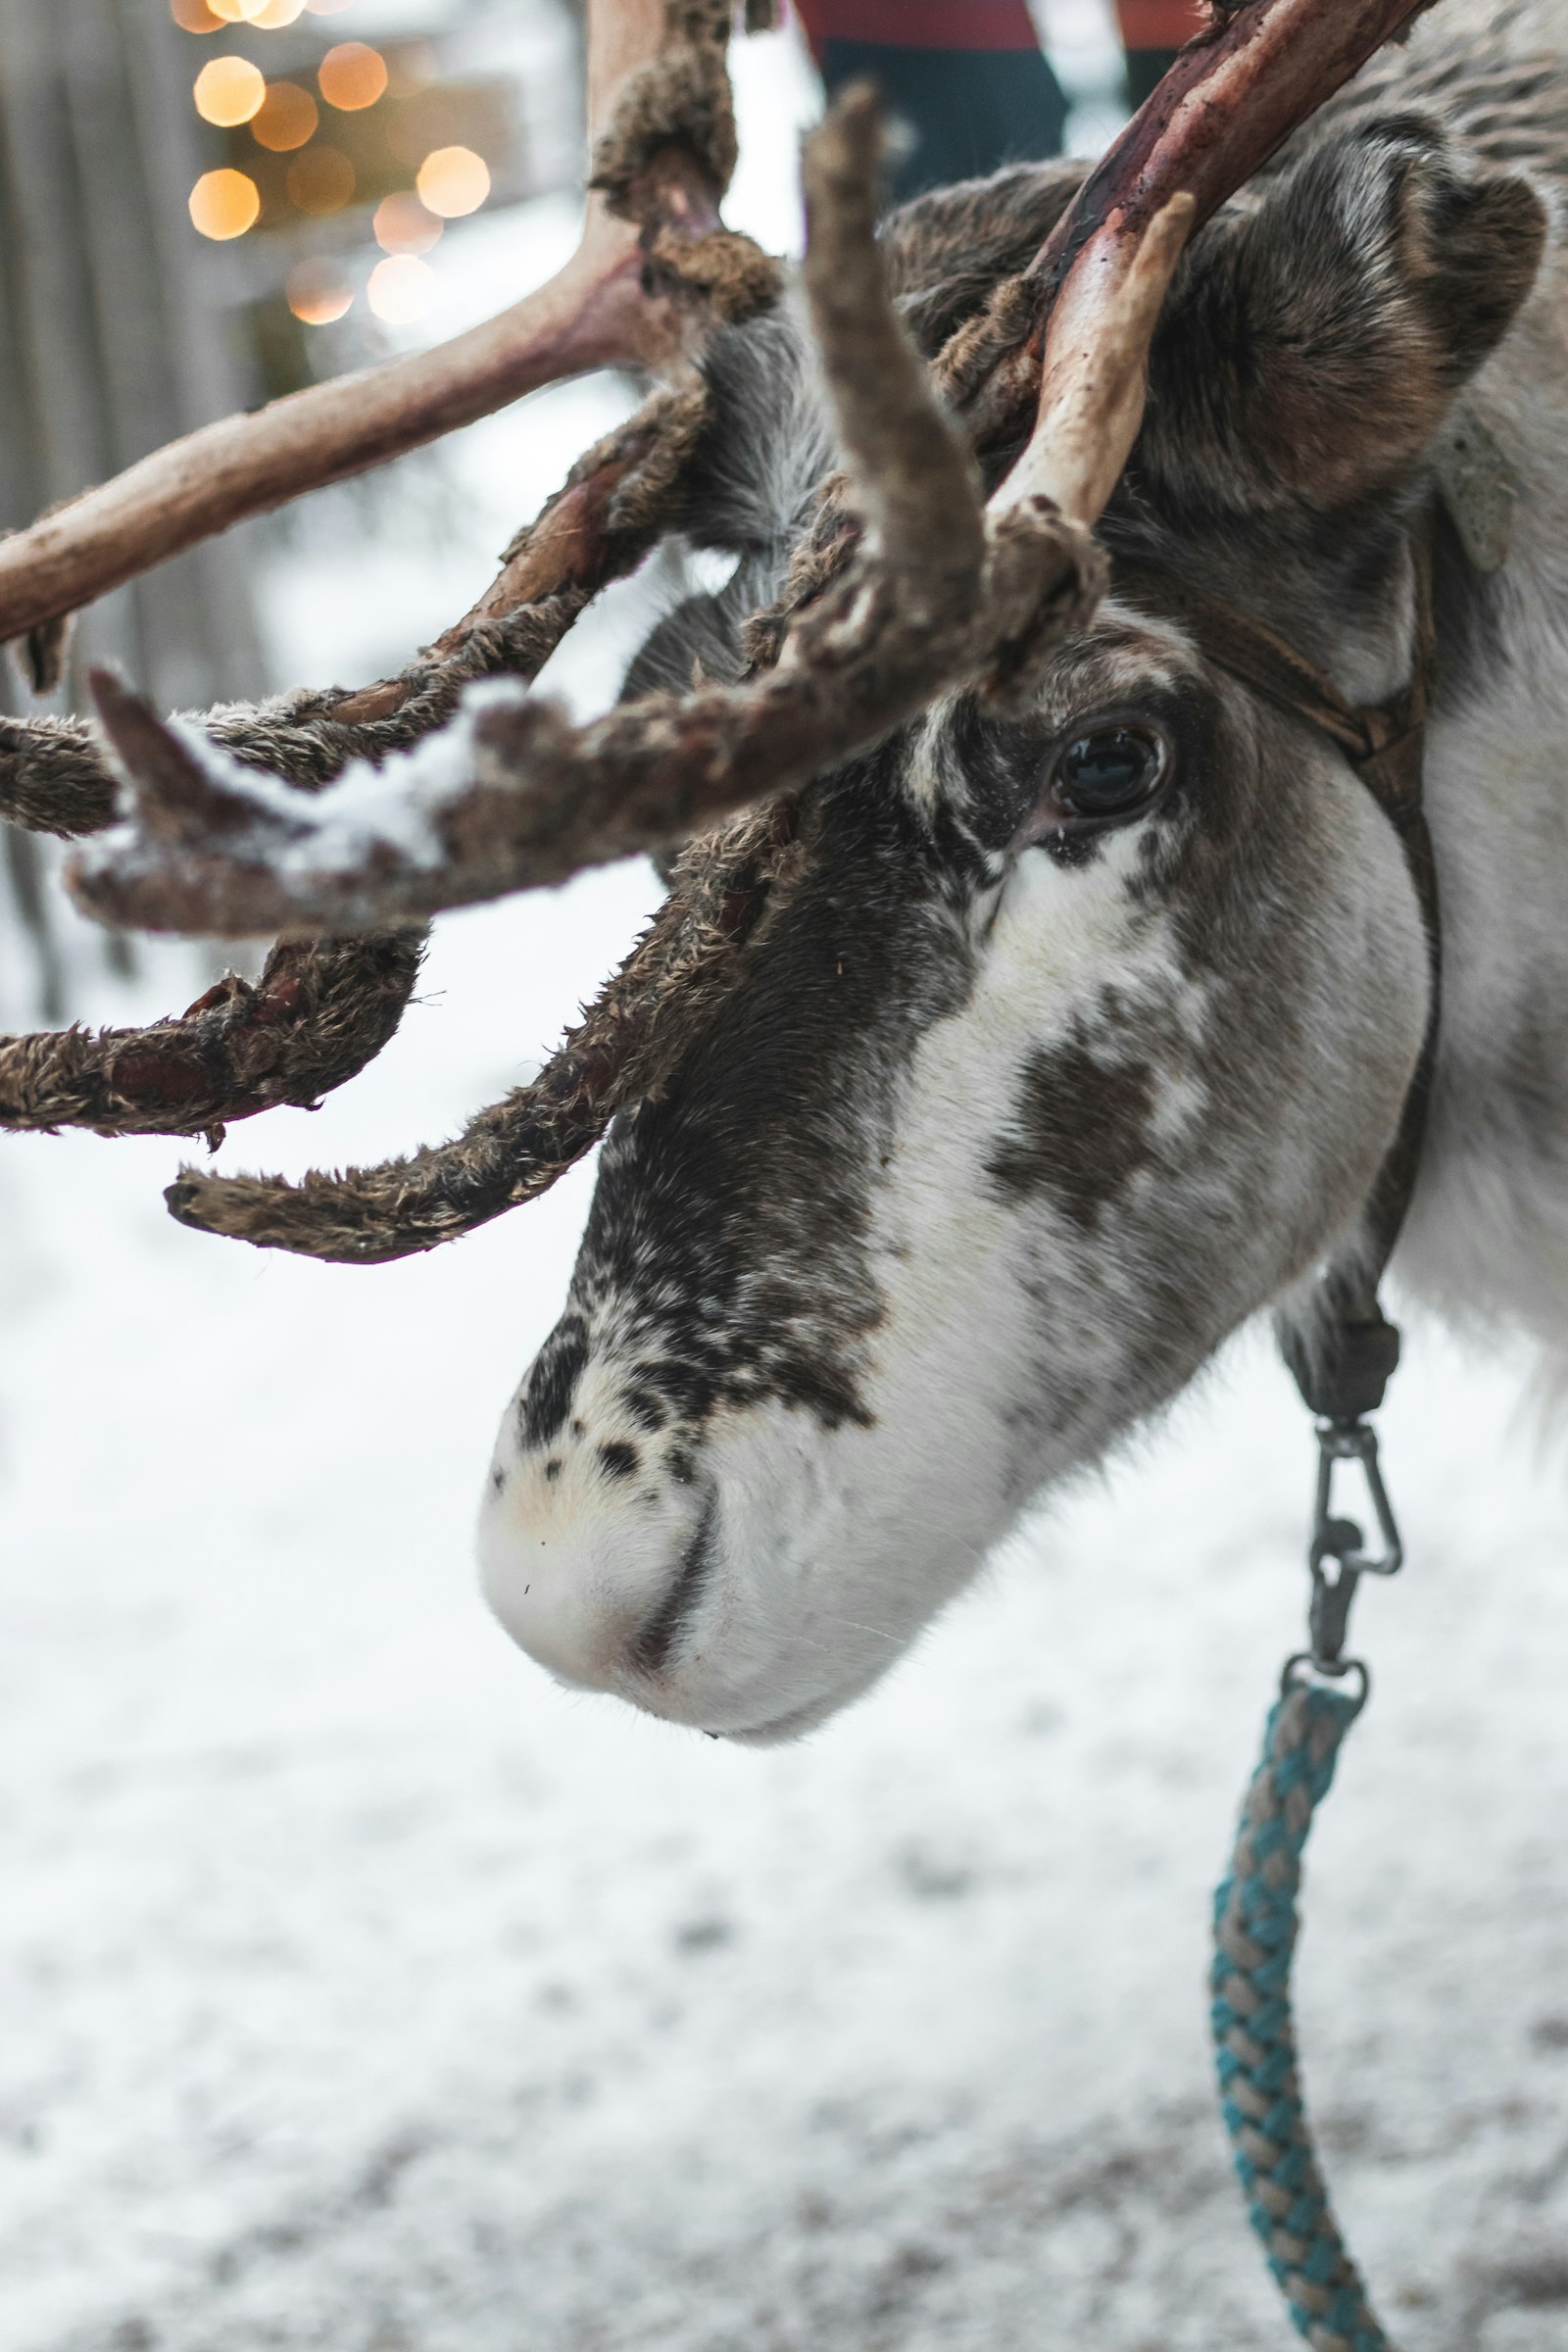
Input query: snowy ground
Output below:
<box><xmin>5</xmin><ymin>20</ymin><xmax>1568</xmax><ymax>2352</ymax></box>
<box><xmin>6</xmin><ymin>951</ymin><xmax>1568</xmax><ymax>2352</ymax></box>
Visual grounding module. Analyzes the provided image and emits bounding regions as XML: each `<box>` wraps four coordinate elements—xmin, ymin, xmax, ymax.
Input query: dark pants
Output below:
<box><xmin>1123</xmin><ymin>45</ymin><xmax>1180</xmax><ymax>109</ymax></box>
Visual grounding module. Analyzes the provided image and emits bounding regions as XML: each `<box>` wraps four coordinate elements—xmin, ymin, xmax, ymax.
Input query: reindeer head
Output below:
<box><xmin>9</xmin><ymin>3</ymin><xmax>1543</xmax><ymax>1737</ymax></box>
<box><xmin>478</xmin><ymin>113</ymin><xmax>1544</xmax><ymax>1739</ymax></box>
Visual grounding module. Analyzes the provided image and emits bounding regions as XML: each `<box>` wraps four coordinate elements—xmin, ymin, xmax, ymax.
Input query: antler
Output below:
<box><xmin>0</xmin><ymin>0</ymin><xmax>771</xmax><ymax>1143</ymax></box>
<box><xmin>65</xmin><ymin>0</ymin><xmax>1441</xmax><ymax>1249</ymax></box>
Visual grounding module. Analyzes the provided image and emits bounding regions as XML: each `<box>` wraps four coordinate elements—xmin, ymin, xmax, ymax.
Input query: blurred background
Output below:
<box><xmin>2</xmin><ymin>8</ymin><xmax>1566</xmax><ymax>2349</ymax></box>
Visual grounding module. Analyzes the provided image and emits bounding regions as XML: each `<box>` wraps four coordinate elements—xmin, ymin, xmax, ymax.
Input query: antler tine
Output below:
<box><xmin>0</xmin><ymin>933</ymin><xmax>421</xmax><ymax>1144</ymax></box>
<box><xmin>0</xmin><ymin>1</ymin><xmax>774</xmax><ymax>653</ymax></box>
<box><xmin>0</xmin><ymin>375</ymin><xmax>710</xmax><ymax>844</ymax></box>
<box><xmin>0</xmin><ymin>715</ymin><xmax>121</xmax><ymax>838</ymax></box>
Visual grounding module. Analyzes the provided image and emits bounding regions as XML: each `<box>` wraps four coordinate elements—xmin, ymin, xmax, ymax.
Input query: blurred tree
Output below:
<box><xmin>0</xmin><ymin>0</ymin><xmax>268</xmax><ymax>1017</ymax></box>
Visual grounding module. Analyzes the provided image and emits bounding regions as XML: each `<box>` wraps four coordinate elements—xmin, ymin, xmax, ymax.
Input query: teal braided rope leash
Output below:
<box><xmin>1202</xmin><ymin>478</ymin><xmax>1440</xmax><ymax>2348</ymax></box>
<box><xmin>1212</xmin><ymin>1677</ymin><xmax>1394</xmax><ymax>2352</ymax></box>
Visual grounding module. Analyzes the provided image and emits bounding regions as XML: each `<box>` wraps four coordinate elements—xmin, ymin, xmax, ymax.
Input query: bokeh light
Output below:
<box><xmin>372</xmin><ymin>191</ymin><xmax>442</xmax><ymax>256</ymax></box>
<box><xmin>305</xmin><ymin>0</ymin><xmax>357</xmax><ymax>15</ymax></box>
<box><xmin>416</xmin><ymin>146</ymin><xmax>490</xmax><ymax>219</ymax></box>
<box><xmin>285</xmin><ymin>146</ymin><xmax>356</xmax><ymax>215</ymax></box>
<box><xmin>253</xmin><ymin>0</ymin><xmax>308</xmax><ymax>23</ymax></box>
<box><xmin>170</xmin><ymin>1</ymin><xmax>225</xmax><ymax>32</ymax></box>
<box><xmin>208</xmin><ymin>0</ymin><xmax>271</xmax><ymax>22</ymax></box>
<box><xmin>251</xmin><ymin>80</ymin><xmax>318</xmax><ymax>152</ymax></box>
<box><xmin>189</xmin><ymin>168</ymin><xmax>261</xmax><ymax>240</ymax></box>
<box><xmin>287</xmin><ymin>260</ymin><xmax>354</xmax><ymax>324</ymax></box>
<box><xmin>368</xmin><ymin>255</ymin><xmax>432</xmax><ymax>324</ymax></box>
<box><xmin>193</xmin><ymin>55</ymin><xmax>266</xmax><ymax>127</ymax></box>
<box><xmin>318</xmin><ymin>43</ymin><xmax>388</xmax><ymax>112</ymax></box>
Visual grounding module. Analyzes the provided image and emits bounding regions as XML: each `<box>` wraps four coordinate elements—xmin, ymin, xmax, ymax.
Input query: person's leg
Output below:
<box><xmin>794</xmin><ymin>2</ymin><xmax>1066</xmax><ymax>203</ymax></box>
<box><xmin>1123</xmin><ymin>43</ymin><xmax>1178</xmax><ymax>108</ymax></box>
<box><xmin>1113</xmin><ymin>2</ymin><xmax>1203</xmax><ymax>112</ymax></box>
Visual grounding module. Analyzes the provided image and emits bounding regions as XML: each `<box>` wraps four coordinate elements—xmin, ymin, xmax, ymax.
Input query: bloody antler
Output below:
<box><xmin>946</xmin><ymin>0</ymin><xmax>1443</xmax><ymax>474</ymax></box>
<box><xmin>1</xmin><ymin>380</ymin><xmax>710</xmax><ymax>837</ymax></box>
<box><xmin>74</xmin><ymin>0</ymin><xmax>1441</xmax><ymax>948</ymax></box>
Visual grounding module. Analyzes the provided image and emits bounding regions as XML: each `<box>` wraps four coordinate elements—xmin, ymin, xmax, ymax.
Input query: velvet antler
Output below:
<box><xmin>0</xmin><ymin>934</ymin><xmax>420</xmax><ymax>1144</ymax></box>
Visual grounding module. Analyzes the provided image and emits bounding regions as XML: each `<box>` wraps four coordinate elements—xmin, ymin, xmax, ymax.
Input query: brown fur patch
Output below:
<box><xmin>987</xmin><ymin>1036</ymin><xmax>1159</xmax><ymax>1229</ymax></box>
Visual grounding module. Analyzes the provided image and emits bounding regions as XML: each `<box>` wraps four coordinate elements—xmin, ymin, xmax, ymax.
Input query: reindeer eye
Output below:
<box><xmin>1054</xmin><ymin>724</ymin><xmax>1168</xmax><ymax>819</ymax></box>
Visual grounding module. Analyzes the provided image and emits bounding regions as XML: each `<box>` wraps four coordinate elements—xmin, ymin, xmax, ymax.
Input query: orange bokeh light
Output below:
<box><xmin>251</xmin><ymin>80</ymin><xmax>318</xmax><ymax>152</ymax></box>
<box><xmin>208</xmin><ymin>0</ymin><xmax>270</xmax><ymax>21</ymax></box>
<box><xmin>253</xmin><ymin>0</ymin><xmax>308</xmax><ymax>23</ymax></box>
<box><xmin>416</xmin><ymin>146</ymin><xmax>490</xmax><ymax>219</ymax></box>
<box><xmin>193</xmin><ymin>55</ymin><xmax>266</xmax><ymax>126</ymax></box>
<box><xmin>189</xmin><ymin>168</ymin><xmax>261</xmax><ymax>239</ymax></box>
<box><xmin>372</xmin><ymin>191</ymin><xmax>442</xmax><ymax>256</ymax></box>
<box><xmin>285</xmin><ymin>146</ymin><xmax>356</xmax><ymax>215</ymax></box>
<box><xmin>170</xmin><ymin>1</ymin><xmax>225</xmax><ymax>32</ymax></box>
<box><xmin>318</xmin><ymin>42</ymin><xmax>388</xmax><ymax>112</ymax></box>
<box><xmin>287</xmin><ymin>260</ymin><xmax>354</xmax><ymax>325</ymax></box>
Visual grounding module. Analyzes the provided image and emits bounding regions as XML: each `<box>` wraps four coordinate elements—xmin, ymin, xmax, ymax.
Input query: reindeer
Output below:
<box><xmin>0</xmin><ymin>2</ymin><xmax>1559</xmax><ymax>1745</ymax></box>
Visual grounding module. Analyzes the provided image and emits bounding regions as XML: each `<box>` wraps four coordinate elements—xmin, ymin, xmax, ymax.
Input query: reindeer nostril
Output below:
<box><xmin>633</xmin><ymin>1486</ymin><xmax>719</xmax><ymax>1675</ymax></box>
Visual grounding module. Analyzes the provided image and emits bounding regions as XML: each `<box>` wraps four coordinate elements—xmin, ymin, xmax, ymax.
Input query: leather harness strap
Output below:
<box><xmin>1116</xmin><ymin>519</ymin><xmax>1444</xmax><ymax>1420</ymax></box>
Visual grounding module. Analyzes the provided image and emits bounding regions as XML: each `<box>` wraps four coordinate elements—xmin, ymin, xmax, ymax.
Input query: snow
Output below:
<box><xmin>5</xmin><ymin>25</ymin><xmax>1568</xmax><ymax>2352</ymax></box>
<box><xmin>86</xmin><ymin>689</ymin><xmax>536</xmax><ymax>898</ymax></box>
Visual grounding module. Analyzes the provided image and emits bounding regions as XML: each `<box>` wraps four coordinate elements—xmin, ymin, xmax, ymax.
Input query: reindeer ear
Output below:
<box><xmin>1143</xmin><ymin>118</ymin><xmax>1548</xmax><ymax>519</ymax></box>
